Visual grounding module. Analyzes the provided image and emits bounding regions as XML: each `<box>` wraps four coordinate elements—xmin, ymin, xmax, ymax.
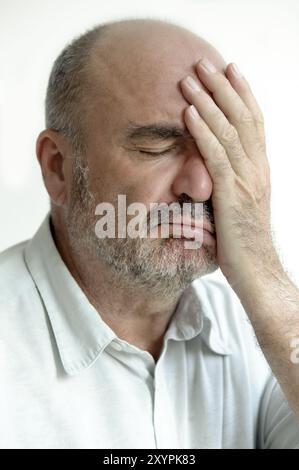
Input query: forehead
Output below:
<box><xmin>88</xmin><ymin>24</ymin><xmax>226</xmax><ymax>133</ymax></box>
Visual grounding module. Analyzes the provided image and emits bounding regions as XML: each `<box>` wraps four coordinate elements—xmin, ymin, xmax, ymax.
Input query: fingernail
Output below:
<box><xmin>189</xmin><ymin>105</ymin><xmax>200</xmax><ymax>119</ymax></box>
<box><xmin>185</xmin><ymin>76</ymin><xmax>201</xmax><ymax>91</ymax></box>
<box><xmin>231</xmin><ymin>63</ymin><xmax>242</xmax><ymax>78</ymax></box>
<box><xmin>199</xmin><ymin>58</ymin><xmax>217</xmax><ymax>73</ymax></box>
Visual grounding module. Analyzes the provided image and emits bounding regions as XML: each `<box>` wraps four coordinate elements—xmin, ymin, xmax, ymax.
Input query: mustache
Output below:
<box><xmin>145</xmin><ymin>195</ymin><xmax>215</xmax><ymax>230</ymax></box>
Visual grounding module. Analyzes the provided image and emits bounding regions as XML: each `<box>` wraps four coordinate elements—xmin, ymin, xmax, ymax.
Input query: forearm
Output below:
<box><xmin>233</xmin><ymin>256</ymin><xmax>299</xmax><ymax>420</ymax></box>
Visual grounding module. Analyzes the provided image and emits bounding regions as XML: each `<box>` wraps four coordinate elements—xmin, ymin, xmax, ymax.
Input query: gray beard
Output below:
<box><xmin>65</xmin><ymin>157</ymin><xmax>218</xmax><ymax>298</ymax></box>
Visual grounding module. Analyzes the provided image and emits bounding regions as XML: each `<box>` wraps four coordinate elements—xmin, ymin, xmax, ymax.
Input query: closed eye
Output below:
<box><xmin>138</xmin><ymin>147</ymin><xmax>176</xmax><ymax>157</ymax></box>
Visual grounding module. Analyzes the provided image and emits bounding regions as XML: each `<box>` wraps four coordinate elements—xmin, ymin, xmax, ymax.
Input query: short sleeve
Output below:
<box><xmin>257</xmin><ymin>375</ymin><xmax>299</xmax><ymax>449</ymax></box>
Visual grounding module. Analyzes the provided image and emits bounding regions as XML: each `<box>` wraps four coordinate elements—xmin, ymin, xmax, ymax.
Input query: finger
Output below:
<box><xmin>184</xmin><ymin>104</ymin><xmax>235</xmax><ymax>182</ymax></box>
<box><xmin>226</xmin><ymin>62</ymin><xmax>266</xmax><ymax>149</ymax></box>
<box><xmin>195</xmin><ymin>58</ymin><xmax>265</xmax><ymax>164</ymax></box>
<box><xmin>181</xmin><ymin>76</ymin><xmax>249</xmax><ymax>177</ymax></box>
<box><xmin>226</xmin><ymin>63</ymin><xmax>265</xmax><ymax>124</ymax></box>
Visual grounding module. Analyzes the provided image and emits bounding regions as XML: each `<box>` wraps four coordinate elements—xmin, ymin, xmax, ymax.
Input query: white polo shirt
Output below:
<box><xmin>0</xmin><ymin>214</ymin><xmax>298</xmax><ymax>449</ymax></box>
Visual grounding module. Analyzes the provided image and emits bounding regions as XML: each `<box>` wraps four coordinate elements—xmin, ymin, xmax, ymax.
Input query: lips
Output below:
<box><xmin>168</xmin><ymin>224</ymin><xmax>203</xmax><ymax>239</ymax></box>
<box><xmin>156</xmin><ymin>217</ymin><xmax>215</xmax><ymax>241</ymax></box>
<box><xmin>168</xmin><ymin>216</ymin><xmax>215</xmax><ymax>236</ymax></box>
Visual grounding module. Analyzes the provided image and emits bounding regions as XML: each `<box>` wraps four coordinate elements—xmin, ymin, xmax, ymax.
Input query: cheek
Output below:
<box><xmin>124</xmin><ymin>170</ymin><xmax>175</xmax><ymax>207</ymax></box>
<box><xmin>91</xmin><ymin>148</ymin><xmax>182</xmax><ymax>205</ymax></box>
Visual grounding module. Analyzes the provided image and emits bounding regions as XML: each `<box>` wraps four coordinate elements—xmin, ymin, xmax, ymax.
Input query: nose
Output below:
<box><xmin>171</xmin><ymin>151</ymin><xmax>213</xmax><ymax>202</ymax></box>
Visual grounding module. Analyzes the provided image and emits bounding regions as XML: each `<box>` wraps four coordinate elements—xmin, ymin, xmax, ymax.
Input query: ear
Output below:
<box><xmin>36</xmin><ymin>129</ymin><xmax>71</xmax><ymax>206</ymax></box>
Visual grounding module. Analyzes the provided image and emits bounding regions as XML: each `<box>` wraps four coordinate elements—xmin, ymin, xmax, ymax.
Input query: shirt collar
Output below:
<box><xmin>164</xmin><ymin>280</ymin><xmax>233</xmax><ymax>356</ymax></box>
<box><xmin>24</xmin><ymin>214</ymin><xmax>232</xmax><ymax>376</ymax></box>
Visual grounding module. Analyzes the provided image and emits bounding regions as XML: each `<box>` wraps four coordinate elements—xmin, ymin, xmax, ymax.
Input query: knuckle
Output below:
<box><xmin>213</xmin><ymin>140</ymin><xmax>227</xmax><ymax>157</ymax></box>
<box><xmin>239</xmin><ymin>110</ymin><xmax>255</xmax><ymax>125</ymax></box>
<box><xmin>254</xmin><ymin>109</ymin><xmax>265</xmax><ymax>125</ymax></box>
<box><xmin>209</xmin><ymin>106</ymin><xmax>221</xmax><ymax>122</ymax></box>
<box><xmin>256</xmin><ymin>140</ymin><xmax>267</xmax><ymax>154</ymax></box>
<box><xmin>213</xmin><ymin>165</ymin><xmax>231</xmax><ymax>178</ymax></box>
<box><xmin>218</xmin><ymin>161</ymin><xmax>231</xmax><ymax>172</ymax></box>
<box><xmin>255</xmin><ymin>118</ymin><xmax>265</xmax><ymax>134</ymax></box>
<box><xmin>213</xmin><ymin>153</ymin><xmax>231</xmax><ymax>175</ymax></box>
<box><xmin>221</xmin><ymin>124</ymin><xmax>238</xmax><ymax>144</ymax></box>
<box><xmin>256</xmin><ymin>115</ymin><xmax>264</xmax><ymax>125</ymax></box>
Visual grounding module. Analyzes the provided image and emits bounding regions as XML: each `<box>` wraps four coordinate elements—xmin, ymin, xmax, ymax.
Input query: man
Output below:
<box><xmin>0</xmin><ymin>17</ymin><xmax>299</xmax><ymax>449</ymax></box>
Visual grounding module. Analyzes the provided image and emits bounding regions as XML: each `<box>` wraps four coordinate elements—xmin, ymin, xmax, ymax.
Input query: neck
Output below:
<box><xmin>50</xmin><ymin>216</ymin><xmax>181</xmax><ymax>362</ymax></box>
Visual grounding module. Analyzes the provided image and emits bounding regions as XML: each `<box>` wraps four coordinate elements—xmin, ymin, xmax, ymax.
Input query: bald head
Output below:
<box><xmin>45</xmin><ymin>18</ymin><xmax>226</xmax><ymax>154</ymax></box>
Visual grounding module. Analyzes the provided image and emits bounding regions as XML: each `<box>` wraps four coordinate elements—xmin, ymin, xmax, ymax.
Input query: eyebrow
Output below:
<box><xmin>124</xmin><ymin>122</ymin><xmax>192</xmax><ymax>142</ymax></box>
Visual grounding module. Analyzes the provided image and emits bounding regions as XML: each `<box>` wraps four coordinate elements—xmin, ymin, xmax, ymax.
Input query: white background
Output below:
<box><xmin>0</xmin><ymin>0</ymin><xmax>299</xmax><ymax>284</ymax></box>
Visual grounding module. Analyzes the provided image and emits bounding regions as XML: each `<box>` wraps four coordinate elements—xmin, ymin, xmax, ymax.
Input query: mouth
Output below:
<box><xmin>165</xmin><ymin>217</ymin><xmax>215</xmax><ymax>237</ymax></box>
<box><xmin>154</xmin><ymin>219</ymin><xmax>215</xmax><ymax>243</ymax></box>
<box><xmin>168</xmin><ymin>224</ymin><xmax>202</xmax><ymax>239</ymax></box>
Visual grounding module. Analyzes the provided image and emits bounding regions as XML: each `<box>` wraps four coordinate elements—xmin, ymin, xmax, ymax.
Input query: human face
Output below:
<box><xmin>66</xmin><ymin>24</ymin><xmax>225</xmax><ymax>294</ymax></box>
